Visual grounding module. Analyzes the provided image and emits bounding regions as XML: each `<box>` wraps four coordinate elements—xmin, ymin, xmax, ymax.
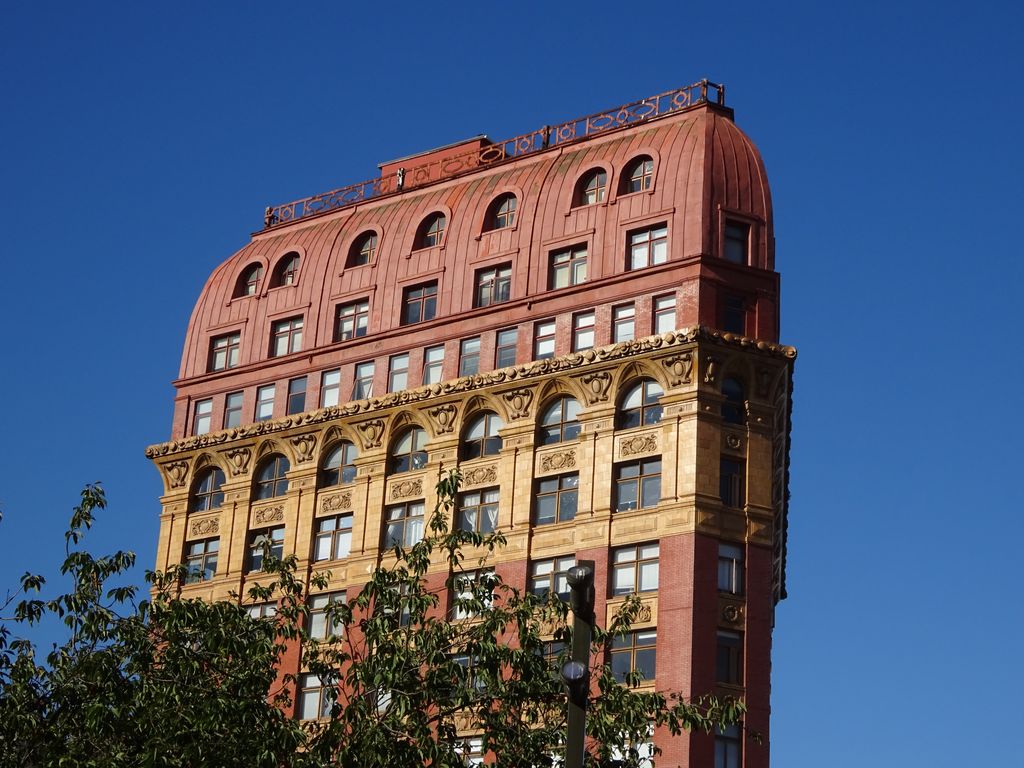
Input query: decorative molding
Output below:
<box><xmin>165</xmin><ymin>461</ymin><xmax>189</xmax><ymax>488</ymax></box>
<box><xmin>290</xmin><ymin>433</ymin><xmax>317</xmax><ymax>463</ymax></box>
<box><xmin>722</xmin><ymin>603</ymin><xmax>744</xmax><ymax>625</ymax></box>
<box><xmin>704</xmin><ymin>355</ymin><xmax>718</xmax><ymax>384</ymax></box>
<box><xmin>189</xmin><ymin>517</ymin><xmax>219</xmax><ymax>536</ymax></box>
<box><xmin>725</xmin><ymin>433</ymin><xmax>743</xmax><ymax>450</ymax></box>
<box><xmin>578</xmin><ymin>371</ymin><xmax>612</xmax><ymax>404</ymax></box>
<box><xmin>463</xmin><ymin>465</ymin><xmax>498</xmax><ymax>486</ymax></box>
<box><xmin>620</xmin><ymin>434</ymin><xmax>658</xmax><ymax>457</ymax></box>
<box><xmin>427</xmin><ymin>403</ymin><xmax>458</xmax><ymax>434</ymax></box>
<box><xmin>253</xmin><ymin>504</ymin><xmax>285</xmax><ymax>524</ymax></box>
<box><xmin>321</xmin><ymin>491</ymin><xmax>353</xmax><ymax>514</ymax></box>
<box><xmin>224</xmin><ymin>448</ymin><xmax>252</xmax><ymax>476</ymax></box>
<box><xmin>145</xmin><ymin>328</ymin><xmax>797</xmax><ymax>458</ymax></box>
<box><xmin>661</xmin><ymin>352</ymin><xmax>693</xmax><ymax>386</ymax></box>
<box><xmin>390</xmin><ymin>478</ymin><xmax>423</xmax><ymax>500</ymax></box>
<box><xmin>636</xmin><ymin>603</ymin><xmax>653</xmax><ymax>622</ymax></box>
<box><xmin>355</xmin><ymin>419</ymin><xmax>385</xmax><ymax>449</ymax></box>
<box><xmin>540</xmin><ymin>450</ymin><xmax>576</xmax><ymax>472</ymax></box>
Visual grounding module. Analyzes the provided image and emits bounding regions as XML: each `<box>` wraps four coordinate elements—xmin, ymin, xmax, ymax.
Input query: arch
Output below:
<box><xmin>347</xmin><ymin>229</ymin><xmax>380</xmax><ymax>267</ymax></box>
<box><xmin>414</xmin><ymin>211</ymin><xmax>447</xmax><ymax>250</ymax></box>
<box><xmin>233</xmin><ymin>261</ymin><xmax>266</xmax><ymax>298</ymax></box>
<box><xmin>253</xmin><ymin>453</ymin><xmax>290</xmax><ymax>500</ymax></box>
<box><xmin>618</xmin><ymin>378</ymin><xmax>665</xmax><ymax>429</ymax></box>
<box><xmin>614</xmin><ymin>360</ymin><xmax>670</xmax><ymax>399</ymax></box>
<box><xmin>389</xmin><ymin>425</ymin><xmax>429</xmax><ymax>474</ymax></box>
<box><xmin>270</xmin><ymin>250</ymin><xmax>301</xmax><ymax>288</ymax></box>
<box><xmin>483</xmin><ymin>193</ymin><xmax>517</xmax><ymax>232</ymax></box>
<box><xmin>537</xmin><ymin>395</ymin><xmax>582</xmax><ymax>446</ymax></box>
<box><xmin>534</xmin><ymin>376</ymin><xmax>584</xmax><ymax>411</ymax></box>
<box><xmin>189</xmin><ymin>466</ymin><xmax>226</xmax><ymax>512</ymax></box>
<box><xmin>319</xmin><ymin>440</ymin><xmax>359</xmax><ymax>487</ymax></box>
<box><xmin>572</xmin><ymin>166</ymin><xmax>609</xmax><ymax>208</ymax></box>
<box><xmin>461</xmin><ymin>410</ymin><xmax>505</xmax><ymax>460</ymax></box>
<box><xmin>618</xmin><ymin>154</ymin><xmax>656</xmax><ymax>195</ymax></box>
<box><xmin>462</xmin><ymin>392</ymin><xmax>509</xmax><ymax>424</ymax></box>
<box><xmin>472</xmin><ymin>183</ymin><xmax>524</xmax><ymax>234</ymax></box>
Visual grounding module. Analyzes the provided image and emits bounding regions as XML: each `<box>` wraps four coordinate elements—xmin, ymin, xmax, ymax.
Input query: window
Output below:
<box><xmin>183</xmin><ymin>538</ymin><xmax>219</xmax><ymax>583</ymax></box>
<box><xmin>530</xmin><ymin>556</ymin><xmax>575</xmax><ymax>600</ymax></box>
<box><xmin>416</xmin><ymin>213</ymin><xmax>446</xmax><ymax>249</ymax></box>
<box><xmin>718</xmin><ymin>543</ymin><xmax>745</xmax><ymax>595</ymax></box>
<box><xmin>334</xmin><ymin>300</ymin><xmax>369</xmax><ymax>342</ymax></box>
<box><xmin>388</xmin><ymin>353</ymin><xmax>410</xmax><ymax>392</ymax></box>
<box><xmin>539</xmin><ymin>396</ymin><xmax>581</xmax><ymax>445</ymax></box>
<box><xmin>462</xmin><ymin>412</ymin><xmax>503</xmax><ymax>460</ymax></box>
<box><xmin>383</xmin><ymin>501</ymin><xmax>425</xmax><ymax>549</ymax></box>
<box><xmin>495</xmin><ymin>328</ymin><xmax>517</xmax><ymax>368</ymax></box>
<box><xmin>720</xmin><ymin>458</ymin><xmax>745</xmax><ymax>508</ymax></box>
<box><xmin>308</xmin><ymin>592</ymin><xmax>346</xmax><ymax>640</ymax></box>
<box><xmin>653</xmin><ymin>294</ymin><xmax>676</xmax><ymax>334</ymax></box>
<box><xmin>271</xmin><ymin>252</ymin><xmax>299</xmax><ymax>287</ymax></box>
<box><xmin>245</xmin><ymin>602</ymin><xmax>277</xmax><ymax>619</ymax></box>
<box><xmin>572</xmin><ymin>311</ymin><xmax>595</xmax><ymax>351</ymax></box>
<box><xmin>349</xmin><ymin>232</ymin><xmax>377</xmax><ymax>267</ymax></box>
<box><xmin>320</xmin><ymin>369</ymin><xmax>341</xmax><ymax>408</ymax></box>
<box><xmin>613</xmin><ymin>304</ymin><xmax>635</xmax><ymax>342</ymax></box>
<box><xmin>247</xmin><ymin>526</ymin><xmax>285</xmax><ymax>572</ymax></box>
<box><xmin>402</xmin><ymin>282</ymin><xmax>438</xmax><ymax>325</ymax></box>
<box><xmin>611</xmin><ymin>630</ymin><xmax>657</xmax><ymax>685</ymax></box>
<box><xmin>208</xmin><ymin>332</ymin><xmax>240</xmax><ymax>371</ymax></box>
<box><xmin>486</xmin><ymin>193</ymin><xmax>517</xmax><ymax>231</ymax></box>
<box><xmin>716</xmin><ymin>631</ymin><xmax>744</xmax><ymax>685</ymax></box>
<box><xmin>628</xmin><ymin>225</ymin><xmax>668</xmax><ymax>270</ymax></box>
<box><xmin>391</xmin><ymin>427</ymin><xmax>428</xmax><ymax>473</ymax></box>
<box><xmin>235</xmin><ymin>263</ymin><xmax>263</xmax><ymax>298</ymax></box>
<box><xmin>223</xmin><ymin>391</ymin><xmax>243</xmax><ymax>428</ymax></box>
<box><xmin>619</xmin><ymin>379</ymin><xmax>664</xmax><ymax>429</ymax></box>
<box><xmin>715</xmin><ymin>724</ymin><xmax>742</xmax><ymax>768</ymax></box>
<box><xmin>534</xmin><ymin>473</ymin><xmax>579</xmax><ymax>525</ymax></box>
<box><xmin>459</xmin><ymin>337</ymin><xmax>481</xmax><ymax>377</ymax></box>
<box><xmin>614</xmin><ymin>459</ymin><xmax>662</xmax><ymax>512</ymax></box>
<box><xmin>724</xmin><ymin>221</ymin><xmax>750</xmax><ymax>264</ymax></box>
<box><xmin>622</xmin><ymin>156</ymin><xmax>654</xmax><ymax>194</ymax></box>
<box><xmin>575</xmin><ymin>169</ymin><xmax>606</xmax><ymax>206</ymax></box>
<box><xmin>457</xmin><ymin>736</ymin><xmax>485</xmax><ymax>768</ymax></box>
<box><xmin>722</xmin><ymin>294</ymin><xmax>747</xmax><ymax>335</ymax></box>
<box><xmin>610</xmin><ymin>728</ymin><xmax>655</xmax><ymax>768</ymax></box>
<box><xmin>457</xmin><ymin>487</ymin><xmax>499</xmax><ymax>534</ymax></box>
<box><xmin>286</xmin><ymin>377</ymin><xmax>306</xmax><ymax>415</ymax></box>
<box><xmin>255</xmin><ymin>384</ymin><xmax>275</xmax><ymax>421</ymax></box>
<box><xmin>353</xmin><ymin>361</ymin><xmax>374</xmax><ymax>400</ymax></box>
<box><xmin>255</xmin><ymin>454</ymin><xmax>290</xmax><ymax>500</ymax></box>
<box><xmin>549</xmin><ymin>245</ymin><xmax>587</xmax><ymax>289</ymax></box>
<box><xmin>298</xmin><ymin>673</ymin><xmax>334</xmax><ymax>720</ymax></box>
<box><xmin>190</xmin><ymin>468</ymin><xmax>225</xmax><ymax>512</ymax></box>
<box><xmin>320</xmin><ymin>441</ymin><xmax>358</xmax><ymax>486</ymax></box>
<box><xmin>422</xmin><ymin>345</ymin><xmax>445</xmax><ymax>384</ymax></box>
<box><xmin>270</xmin><ymin>316</ymin><xmax>303</xmax><ymax>357</ymax></box>
<box><xmin>534</xmin><ymin>320</ymin><xmax>556</xmax><ymax>361</ymax></box>
<box><xmin>192</xmin><ymin>399</ymin><xmax>212</xmax><ymax>436</ymax></box>
<box><xmin>314</xmin><ymin>515</ymin><xmax>353</xmax><ymax>562</ymax></box>
<box><xmin>451</xmin><ymin>570</ymin><xmax>496</xmax><ymax>620</ymax></box>
<box><xmin>722</xmin><ymin>377</ymin><xmax>746</xmax><ymax>425</ymax></box>
<box><xmin>452</xmin><ymin>652</ymin><xmax>488</xmax><ymax>692</ymax></box>
<box><xmin>611</xmin><ymin>543</ymin><xmax>659</xmax><ymax>596</ymax></box>
<box><xmin>474</xmin><ymin>264</ymin><xmax>511</xmax><ymax>307</ymax></box>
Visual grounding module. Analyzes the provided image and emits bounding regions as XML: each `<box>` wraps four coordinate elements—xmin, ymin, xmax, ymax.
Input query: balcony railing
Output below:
<box><xmin>263</xmin><ymin>79</ymin><xmax>725</xmax><ymax>229</ymax></box>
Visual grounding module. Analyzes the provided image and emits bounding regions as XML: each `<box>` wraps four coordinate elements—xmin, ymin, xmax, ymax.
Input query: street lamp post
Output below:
<box><xmin>562</xmin><ymin>561</ymin><xmax>595</xmax><ymax>768</ymax></box>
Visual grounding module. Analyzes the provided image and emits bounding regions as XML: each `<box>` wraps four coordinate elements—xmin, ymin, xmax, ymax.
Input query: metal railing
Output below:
<box><xmin>263</xmin><ymin>79</ymin><xmax>724</xmax><ymax>229</ymax></box>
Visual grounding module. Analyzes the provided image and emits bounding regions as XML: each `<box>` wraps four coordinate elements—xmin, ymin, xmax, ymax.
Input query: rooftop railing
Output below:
<box><xmin>263</xmin><ymin>79</ymin><xmax>725</xmax><ymax>229</ymax></box>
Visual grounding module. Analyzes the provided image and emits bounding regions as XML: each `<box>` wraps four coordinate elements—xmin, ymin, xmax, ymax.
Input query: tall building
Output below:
<box><xmin>147</xmin><ymin>80</ymin><xmax>795</xmax><ymax>767</ymax></box>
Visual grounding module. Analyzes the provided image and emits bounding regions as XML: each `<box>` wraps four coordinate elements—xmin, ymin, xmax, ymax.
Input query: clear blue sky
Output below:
<box><xmin>1</xmin><ymin>2</ymin><xmax>1021</xmax><ymax>765</ymax></box>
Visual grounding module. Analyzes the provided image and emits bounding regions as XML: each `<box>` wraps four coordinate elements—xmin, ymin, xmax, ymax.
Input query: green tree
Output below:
<box><xmin>0</xmin><ymin>476</ymin><xmax>741</xmax><ymax>768</ymax></box>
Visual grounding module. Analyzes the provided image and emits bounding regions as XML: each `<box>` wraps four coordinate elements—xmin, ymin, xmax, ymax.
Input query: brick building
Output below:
<box><xmin>146</xmin><ymin>80</ymin><xmax>795</xmax><ymax>767</ymax></box>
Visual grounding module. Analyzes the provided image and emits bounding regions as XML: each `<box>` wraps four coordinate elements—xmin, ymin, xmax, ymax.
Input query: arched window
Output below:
<box><xmin>271</xmin><ymin>252</ymin><xmax>300</xmax><ymax>287</ymax></box>
<box><xmin>621</xmin><ymin>156</ymin><xmax>654</xmax><ymax>194</ymax></box>
<box><xmin>462</xmin><ymin>412</ymin><xmax>504</xmax><ymax>460</ymax></box>
<box><xmin>390</xmin><ymin>427</ymin><xmax>428</xmax><ymax>473</ymax></box>
<box><xmin>574</xmin><ymin>169</ymin><xmax>606</xmax><ymax>207</ymax></box>
<box><xmin>234</xmin><ymin>263</ymin><xmax>263</xmax><ymax>298</ymax></box>
<box><xmin>416</xmin><ymin>213</ymin><xmax>446</xmax><ymax>249</ymax></box>
<box><xmin>349</xmin><ymin>232</ymin><xmax>377</xmax><ymax>267</ymax></box>
<box><xmin>722</xmin><ymin>378</ymin><xmax>746</xmax><ymax>425</ymax></box>
<box><xmin>190</xmin><ymin>467</ymin><xmax>225</xmax><ymax>512</ymax></box>
<box><xmin>619</xmin><ymin>379</ymin><xmax>664</xmax><ymax>429</ymax></box>
<box><xmin>539</xmin><ymin>396</ymin><xmax>581</xmax><ymax>445</ymax></box>
<box><xmin>320</xmin><ymin>441</ymin><xmax>358</xmax><ymax>487</ymax></box>
<box><xmin>485</xmin><ymin>194</ymin><xmax>517</xmax><ymax>231</ymax></box>
<box><xmin>255</xmin><ymin>454</ymin><xmax>290</xmax><ymax>500</ymax></box>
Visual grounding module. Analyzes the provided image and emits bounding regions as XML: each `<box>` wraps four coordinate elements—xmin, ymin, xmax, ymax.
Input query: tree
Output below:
<box><xmin>0</xmin><ymin>476</ymin><xmax>742</xmax><ymax>768</ymax></box>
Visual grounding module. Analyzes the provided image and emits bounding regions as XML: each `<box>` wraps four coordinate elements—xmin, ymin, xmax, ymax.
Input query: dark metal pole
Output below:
<box><xmin>563</xmin><ymin>561</ymin><xmax>595</xmax><ymax>768</ymax></box>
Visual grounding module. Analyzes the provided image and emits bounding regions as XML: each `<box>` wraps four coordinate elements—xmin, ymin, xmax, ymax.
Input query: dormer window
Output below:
<box><xmin>621</xmin><ymin>156</ymin><xmax>654</xmax><ymax>194</ymax></box>
<box><xmin>235</xmin><ymin>263</ymin><xmax>263</xmax><ymax>298</ymax></box>
<box><xmin>271</xmin><ymin>252</ymin><xmax>300</xmax><ymax>287</ymax></box>
<box><xmin>574</xmin><ymin>169</ymin><xmax>606</xmax><ymax>206</ymax></box>
<box><xmin>416</xmin><ymin>213</ymin><xmax>446</xmax><ymax>249</ymax></box>
<box><xmin>724</xmin><ymin>221</ymin><xmax>750</xmax><ymax>265</ymax></box>
<box><xmin>485</xmin><ymin>194</ymin><xmax>517</xmax><ymax>231</ymax></box>
<box><xmin>349</xmin><ymin>232</ymin><xmax>377</xmax><ymax>267</ymax></box>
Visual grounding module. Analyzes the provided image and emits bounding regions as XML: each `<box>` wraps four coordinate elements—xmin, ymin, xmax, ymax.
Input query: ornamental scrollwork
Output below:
<box><xmin>540</xmin><ymin>450</ymin><xmax>576</xmax><ymax>472</ymax></box>
<box><xmin>725</xmin><ymin>433</ymin><xmax>742</xmax><ymax>450</ymax></box>
<box><xmin>356</xmin><ymin>419</ymin><xmax>385</xmax><ymax>449</ymax></box>
<box><xmin>463</xmin><ymin>465</ymin><xmax>498</xmax><ymax>486</ymax></box>
<box><xmin>390</xmin><ymin>479</ymin><xmax>423</xmax><ymax>500</ymax></box>
<box><xmin>636</xmin><ymin>603</ymin><xmax>653</xmax><ymax>622</ymax></box>
<box><xmin>620</xmin><ymin>434</ymin><xmax>658</xmax><ymax>457</ymax></box>
<box><xmin>321</xmin><ymin>491</ymin><xmax>353</xmax><ymax>514</ymax></box>
<box><xmin>578</xmin><ymin>371</ymin><xmax>612</xmax><ymax>404</ymax></box>
<box><xmin>704</xmin><ymin>355</ymin><xmax>718</xmax><ymax>384</ymax></box>
<box><xmin>253</xmin><ymin>505</ymin><xmax>285</xmax><ymax>524</ymax></box>
<box><xmin>661</xmin><ymin>352</ymin><xmax>694</xmax><ymax>386</ymax></box>
<box><xmin>165</xmin><ymin>461</ymin><xmax>189</xmax><ymax>489</ymax></box>
<box><xmin>501</xmin><ymin>388</ymin><xmax>534</xmax><ymax>420</ymax></box>
<box><xmin>190</xmin><ymin>517</ymin><xmax>220</xmax><ymax>537</ymax></box>
<box><xmin>722</xmin><ymin>604</ymin><xmax>744</xmax><ymax>624</ymax></box>
<box><xmin>427</xmin><ymin>404</ymin><xmax>458</xmax><ymax>434</ymax></box>
<box><xmin>290</xmin><ymin>433</ymin><xmax>317</xmax><ymax>463</ymax></box>
<box><xmin>224</xmin><ymin>448</ymin><xmax>252</xmax><ymax>476</ymax></box>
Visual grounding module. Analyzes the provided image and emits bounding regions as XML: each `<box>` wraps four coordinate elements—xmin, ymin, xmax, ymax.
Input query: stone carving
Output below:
<box><xmin>725</xmin><ymin>433</ymin><xmax>742</xmax><ymax>450</ymax></box>
<box><xmin>427</xmin><ymin>403</ymin><xmax>458</xmax><ymax>434</ymax></box>
<box><xmin>578</xmin><ymin>371</ymin><xmax>612</xmax><ymax>404</ymax></box>
<box><xmin>356</xmin><ymin>419</ymin><xmax>385</xmax><ymax>449</ymax></box>
<box><xmin>661</xmin><ymin>352</ymin><xmax>693</xmax><ymax>386</ymax></box>
<box><xmin>620</xmin><ymin>434</ymin><xmax>658</xmax><ymax>456</ymax></box>
<box><xmin>637</xmin><ymin>603</ymin><xmax>653</xmax><ymax>622</ymax></box>
<box><xmin>165</xmin><ymin>461</ymin><xmax>189</xmax><ymax>488</ymax></box>
<box><xmin>224</xmin><ymin>448</ymin><xmax>252</xmax><ymax>476</ymax></box>
<box><xmin>540</xmin><ymin>450</ymin><xmax>576</xmax><ymax>472</ymax></box>
<box><xmin>290</xmin><ymin>433</ymin><xmax>317</xmax><ymax>463</ymax></box>
<box><xmin>145</xmin><ymin>327</ymin><xmax>797</xmax><ymax>459</ymax></box>
<box><xmin>463</xmin><ymin>465</ymin><xmax>498</xmax><ymax>486</ymax></box>
<box><xmin>190</xmin><ymin>517</ymin><xmax>219</xmax><ymax>536</ymax></box>
<box><xmin>703</xmin><ymin>355</ymin><xmax>718</xmax><ymax>384</ymax></box>
<box><xmin>722</xmin><ymin>604</ymin><xmax>744</xmax><ymax>624</ymax></box>
<box><xmin>253</xmin><ymin>505</ymin><xmax>284</xmax><ymax>524</ymax></box>
<box><xmin>501</xmin><ymin>388</ymin><xmax>534</xmax><ymax>420</ymax></box>
<box><xmin>390</xmin><ymin>479</ymin><xmax>423</xmax><ymax>500</ymax></box>
<box><xmin>321</xmin><ymin>491</ymin><xmax>353</xmax><ymax>513</ymax></box>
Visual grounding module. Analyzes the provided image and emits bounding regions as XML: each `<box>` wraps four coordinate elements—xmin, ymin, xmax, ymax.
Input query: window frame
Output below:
<box><xmin>298</xmin><ymin>673</ymin><xmax>334</xmax><ymax>721</ymax></box>
<box><xmin>459</xmin><ymin>337</ymin><xmax>481</xmax><ymax>377</ymax></box>
<box><xmin>352</xmin><ymin>361</ymin><xmax>374</xmax><ymax>400</ymax></box>
<box><xmin>286</xmin><ymin>376</ymin><xmax>307</xmax><ymax>415</ymax></box>
<box><xmin>461</xmin><ymin>412</ymin><xmax>503</xmax><ymax>460</ymax></box>
<box><xmin>621</xmin><ymin>156</ymin><xmax>654</xmax><ymax>195</ymax></box>
<box><xmin>189</xmin><ymin>467</ymin><xmax>225</xmax><ymax>513</ymax></box>
<box><xmin>320</xmin><ymin>369</ymin><xmax>341</xmax><ymax>408</ymax></box>
<box><xmin>653</xmin><ymin>294</ymin><xmax>676</xmax><ymax>334</ymax></box>
<box><xmin>308</xmin><ymin>591</ymin><xmax>346</xmax><ymax>640</ymax></box>
<box><xmin>314</xmin><ymin>515</ymin><xmax>353</xmax><ymax>562</ymax></box>
<box><xmin>718</xmin><ymin>543</ymin><xmax>745</xmax><ymax>595</ymax></box>
<box><xmin>619</xmin><ymin>378</ymin><xmax>664</xmax><ymax>429</ymax></box>
<box><xmin>270</xmin><ymin>316</ymin><xmax>303</xmax><ymax>357</ymax></box>
<box><xmin>610</xmin><ymin>629</ymin><xmax>657</xmax><ymax>685</ymax></box>
<box><xmin>235</xmin><ymin>263</ymin><xmax>263</xmax><ymax>298</ymax></box>
<box><xmin>549</xmin><ymin>244</ymin><xmax>588</xmax><ymax>290</ymax></box>
<box><xmin>474</xmin><ymin>263</ymin><xmax>512</xmax><ymax>307</ymax></box>
<box><xmin>575</xmin><ymin>169</ymin><xmax>607</xmax><ymax>207</ymax></box>
<box><xmin>613</xmin><ymin>458</ymin><xmax>662</xmax><ymax>513</ymax></box>
<box><xmin>422</xmin><ymin>344</ymin><xmax>445</xmax><ymax>385</ymax></box>
<box><xmin>485</xmin><ymin>193</ymin><xmax>517</xmax><ymax>231</ymax></box>
<box><xmin>255</xmin><ymin>384</ymin><xmax>275</xmax><ymax>421</ymax></box>
<box><xmin>534</xmin><ymin>319</ymin><xmax>556</xmax><ymax>361</ymax></box>
<box><xmin>334</xmin><ymin>299</ymin><xmax>370</xmax><ymax>342</ymax></box>
<box><xmin>401</xmin><ymin>282</ymin><xmax>438</xmax><ymax>325</ymax></box>
<box><xmin>247</xmin><ymin>525</ymin><xmax>285</xmax><ymax>573</ymax></box>
<box><xmin>390</xmin><ymin>427</ymin><xmax>428</xmax><ymax>474</ymax></box>
<box><xmin>416</xmin><ymin>213</ymin><xmax>447</xmax><ymax>249</ymax></box>
<box><xmin>716</xmin><ymin>630</ymin><xmax>744</xmax><ymax>685</ymax></box>
<box><xmin>611</xmin><ymin>543</ymin><xmax>660</xmax><ymax>596</ymax></box>
<box><xmin>723</xmin><ymin>220</ymin><xmax>750</xmax><ymax>265</ymax></box>
<box><xmin>388</xmin><ymin>353</ymin><xmax>410</xmax><ymax>393</ymax></box>
<box><xmin>627</xmin><ymin>224</ymin><xmax>669</xmax><ymax>270</ymax></box>
<box><xmin>722</xmin><ymin>377</ymin><xmax>746</xmax><ymax>425</ymax></box>
<box><xmin>571</xmin><ymin>310</ymin><xmax>596</xmax><ymax>352</ymax></box>
<box><xmin>456</xmin><ymin>487</ymin><xmax>500</xmax><ymax>534</ymax></box>
<box><xmin>192</xmin><ymin>398</ymin><xmax>213</xmax><ymax>436</ymax></box>
<box><xmin>538</xmin><ymin>396</ymin><xmax>581</xmax><ymax>445</ymax></box>
<box><xmin>495</xmin><ymin>327</ymin><xmax>518</xmax><ymax>368</ymax></box>
<box><xmin>271</xmin><ymin>252</ymin><xmax>300</xmax><ymax>288</ymax></box>
<box><xmin>320</xmin><ymin>441</ymin><xmax>358</xmax><ymax>487</ymax></box>
<box><xmin>183</xmin><ymin>537</ymin><xmax>219</xmax><ymax>584</ymax></box>
<box><xmin>533</xmin><ymin>473</ymin><xmax>579</xmax><ymax>526</ymax></box>
<box><xmin>208</xmin><ymin>331</ymin><xmax>241</xmax><ymax>372</ymax></box>
<box><xmin>254</xmin><ymin>454</ymin><xmax>290</xmax><ymax>500</ymax></box>
<box><xmin>612</xmin><ymin>303</ymin><xmax>636</xmax><ymax>343</ymax></box>
<box><xmin>349</xmin><ymin>231</ymin><xmax>377</xmax><ymax>267</ymax></box>
<box><xmin>223</xmin><ymin>391</ymin><xmax>244</xmax><ymax>428</ymax></box>
<box><xmin>719</xmin><ymin>458</ymin><xmax>746</xmax><ymax>508</ymax></box>
<box><xmin>529</xmin><ymin>555</ymin><xmax>576</xmax><ymax>600</ymax></box>
<box><xmin>383</xmin><ymin>500</ymin><xmax>426</xmax><ymax>549</ymax></box>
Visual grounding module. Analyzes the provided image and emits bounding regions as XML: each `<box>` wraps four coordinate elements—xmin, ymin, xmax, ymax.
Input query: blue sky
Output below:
<box><xmin>1</xmin><ymin>1</ymin><xmax>1022</xmax><ymax>765</ymax></box>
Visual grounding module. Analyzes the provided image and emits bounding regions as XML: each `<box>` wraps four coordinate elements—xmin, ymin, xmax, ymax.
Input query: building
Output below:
<box><xmin>146</xmin><ymin>80</ymin><xmax>795</xmax><ymax>767</ymax></box>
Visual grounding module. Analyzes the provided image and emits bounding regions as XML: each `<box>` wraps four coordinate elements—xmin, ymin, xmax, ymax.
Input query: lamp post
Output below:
<box><xmin>562</xmin><ymin>560</ymin><xmax>595</xmax><ymax>768</ymax></box>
